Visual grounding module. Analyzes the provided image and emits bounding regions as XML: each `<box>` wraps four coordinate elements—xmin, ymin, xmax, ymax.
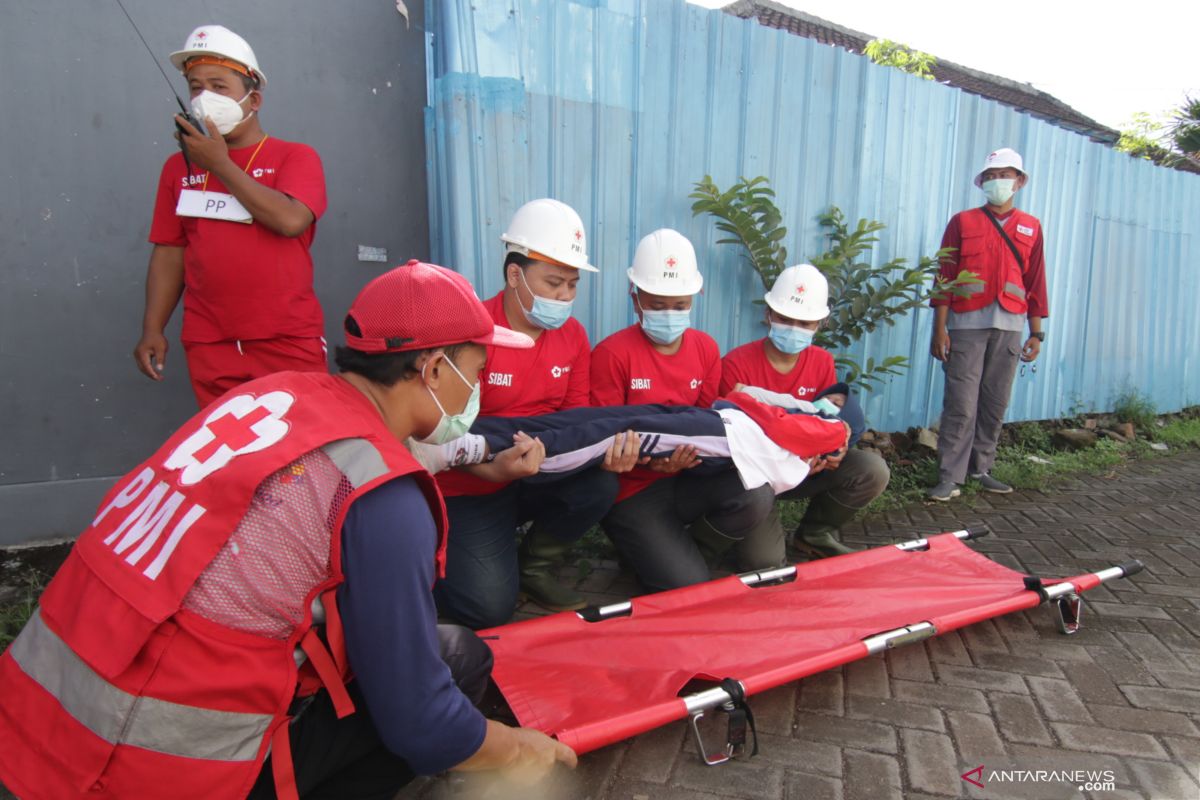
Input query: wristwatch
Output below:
<box><xmin>1031</xmin><ymin>331</ymin><xmax>1045</xmax><ymax>342</ymax></box>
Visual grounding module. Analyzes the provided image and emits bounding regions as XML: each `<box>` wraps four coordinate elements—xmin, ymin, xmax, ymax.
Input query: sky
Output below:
<box><xmin>687</xmin><ymin>0</ymin><xmax>1198</xmax><ymax>133</ymax></box>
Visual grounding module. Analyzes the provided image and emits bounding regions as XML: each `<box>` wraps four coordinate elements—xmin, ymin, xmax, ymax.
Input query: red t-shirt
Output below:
<box><xmin>437</xmin><ymin>292</ymin><xmax>592</xmax><ymax>497</ymax></box>
<box><xmin>719</xmin><ymin>339</ymin><xmax>837</xmax><ymax>399</ymax></box>
<box><xmin>591</xmin><ymin>325</ymin><xmax>721</xmax><ymax>501</ymax></box>
<box><xmin>149</xmin><ymin>137</ymin><xmax>327</xmax><ymax>344</ymax></box>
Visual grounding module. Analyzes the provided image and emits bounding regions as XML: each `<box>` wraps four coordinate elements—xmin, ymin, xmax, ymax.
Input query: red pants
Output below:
<box><xmin>184</xmin><ymin>337</ymin><xmax>328</xmax><ymax>408</ymax></box>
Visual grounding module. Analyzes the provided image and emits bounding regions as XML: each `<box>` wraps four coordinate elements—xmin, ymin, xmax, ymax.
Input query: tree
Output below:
<box><xmin>1167</xmin><ymin>95</ymin><xmax>1200</xmax><ymax>157</ymax></box>
<box><xmin>689</xmin><ymin>175</ymin><xmax>979</xmax><ymax>389</ymax></box>
<box><xmin>1117</xmin><ymin>99</ymin><xmax>1200</xmax><ymax>170</ymax></box>
<box><xmin>1115</xmin><ymin>112</ymin><xmax>1172</xmax><ymax>164</ymax></box>
<box><xmin>863</xmin><ymin>39</ymin><xmax>936</xmax><ymax>80</ymax></box>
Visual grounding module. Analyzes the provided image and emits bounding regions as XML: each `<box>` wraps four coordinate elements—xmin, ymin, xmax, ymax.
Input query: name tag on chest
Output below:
<box><xmin>176</xmin><ymin>189</ymin><xmax>253</xmax><ymax>224</ymax></box>
<box><xmin>1016</xmin><ymin>224</ymin><xmax>1034</xmax><ymax>237</ymax></box>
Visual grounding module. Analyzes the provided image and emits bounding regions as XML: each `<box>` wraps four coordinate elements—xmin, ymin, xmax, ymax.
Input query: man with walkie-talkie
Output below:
<box><xmin>134</xmin><ymin>25</ymin><xmax>329</xmax><ymax>408</ymax></box>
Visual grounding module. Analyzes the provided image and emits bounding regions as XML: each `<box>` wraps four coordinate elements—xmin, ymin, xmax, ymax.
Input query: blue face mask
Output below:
<box><xmin>812</xmin><ymin>398</ymin><xmax>841</xmax><ymax>417</ymax></box>
<box><xmin>768</xmin><ymin>322</ymin><xmax>814</xmax><ymax>354</ymax></box>
<box><xmin>637</xmin><ymin>297</ymin><xmax>691</xmax><ymax>345</ymax></box>
<box><xmin>518</xmin><ymin>268</ymin><xmax>573</xmax><ymax>330</ymax></box>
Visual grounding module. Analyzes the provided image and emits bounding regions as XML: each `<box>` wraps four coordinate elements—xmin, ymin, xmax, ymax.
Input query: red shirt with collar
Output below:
<box><xmin>436</xmin><ymin>291</ymin><xmax>592</xmax><ymax>497</ymax></box>
<box><xmin>149</xmin><ymin>137</ymin><xmax>327</xmax><ymax>344</ymax></box>
<box><xmin>719</xmin><ymin>339</ymin><xmax>837</xmax><ymax>400</ymax></box>
<box><xmin>590</xmin><ymin>324</ymin><xmax>722</xmax><ymax>501</ymax></box>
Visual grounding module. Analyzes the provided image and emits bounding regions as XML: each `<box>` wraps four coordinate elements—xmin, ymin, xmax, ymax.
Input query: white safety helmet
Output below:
<box><xmin>627</xmin><ymin>229</ymin><xmax>703</xmax><ymax>296</ymax></box>
<box><xmin>170</xmin><ymin>25</ymin><xmax>266</xmax><ymax>88</ymax></box>
<box><xmin>500</xmin><ymin>199</ymin><xmax>597</xmax><ymax>272</ymax></box>
<box><xmin>973</xmin><ymin>147</ymin><xmax>1026</xmax><ymax>187</ymax></box>
<box><xmin>764</xmin><ymin>264</ymin><xmax>830</xmax><ymax>321</ymax></box>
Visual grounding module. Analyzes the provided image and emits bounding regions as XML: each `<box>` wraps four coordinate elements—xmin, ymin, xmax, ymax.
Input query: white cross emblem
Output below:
<box><xmin>165</xmin><ymin>392</ymin><xmax>295</xmax><ymax>486</ymax></box>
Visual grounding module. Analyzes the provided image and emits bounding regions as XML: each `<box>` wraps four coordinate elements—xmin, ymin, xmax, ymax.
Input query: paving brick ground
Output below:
<box><xmin>403</xmin><ymin>451</ymin><xmax>1200</xmax><ymax>800</ymax></box>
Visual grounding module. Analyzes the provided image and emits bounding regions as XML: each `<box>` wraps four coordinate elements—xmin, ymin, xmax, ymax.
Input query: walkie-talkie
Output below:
<box><xmin>113</xmin><ymin>0</ymin><xmax>205</xmax><ymax>174</ymax></box>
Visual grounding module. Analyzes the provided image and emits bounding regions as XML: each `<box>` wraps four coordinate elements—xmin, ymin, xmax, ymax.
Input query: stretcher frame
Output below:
<box><xmin>487</xmin><ymin>527</ymin><xmax>1144</xmax><ymax>765</ymax></box>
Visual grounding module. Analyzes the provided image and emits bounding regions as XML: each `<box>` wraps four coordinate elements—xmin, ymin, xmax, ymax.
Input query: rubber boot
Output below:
<box><xmin>690</xmin><ymin>515</ymin><xmax>741</xmax><ymax>571</ymax></box>
<box><xmin>518</xmin><ymin>526</ymin><xmax>586</xmax><ymax>612</ymax></box>
<box><xmin>790</xmin><ymin>525</ymin><xmax>857</xmax><ymax>560</ymax></box>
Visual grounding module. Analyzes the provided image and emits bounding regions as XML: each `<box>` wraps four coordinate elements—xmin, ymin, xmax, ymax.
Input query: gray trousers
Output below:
<box><xmin>601</xmin><ymin>468</ymin><xmax>778</xmax><ymax>592</ymax></box>
<box><xmin>937</xmin><ymin>328</ymin><xmax>1022</xmax><ymax>484</ymax></box>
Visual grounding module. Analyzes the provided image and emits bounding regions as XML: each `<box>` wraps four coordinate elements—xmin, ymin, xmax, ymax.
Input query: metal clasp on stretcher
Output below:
<box><xmin>685</xmin><ymin>682</ymin><xmax>753</xmax><ymax>766</ymax></box>
<box><xmin>1035</xmin><ymin>561</ymin><xmax>1143</xmax><ymax>635</ymax></box>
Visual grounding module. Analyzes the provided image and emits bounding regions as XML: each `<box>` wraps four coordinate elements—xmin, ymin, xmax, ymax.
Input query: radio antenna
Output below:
<box><xmin>112</xmin><ymin>0</ymin><xmax>189</xmax><ymax>114</ymax></box>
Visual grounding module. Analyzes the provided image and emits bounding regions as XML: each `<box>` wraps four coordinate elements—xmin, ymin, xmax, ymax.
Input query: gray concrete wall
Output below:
<box><xmin>0</xmin><ymin>1</ymin><xmax>430</xmax><ymax>545</ymax></box>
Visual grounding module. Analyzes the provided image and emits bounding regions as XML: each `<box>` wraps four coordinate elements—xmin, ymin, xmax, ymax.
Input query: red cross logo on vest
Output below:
<box><xmin>165</xmin><ymin>391</ymin><xmax>295</xmax><ymax>486</ymax></box>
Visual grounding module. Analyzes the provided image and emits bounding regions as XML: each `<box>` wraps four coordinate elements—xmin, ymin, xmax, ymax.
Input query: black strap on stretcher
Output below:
<box><xmin>719</xmin><ymin>678</ymin><xmax>759</xmax><ymax>759</ymax></box>
<box><xmin>690</xmin><ymin>678</ymin><xmax>759</xmax><ymax>766</ymax></box>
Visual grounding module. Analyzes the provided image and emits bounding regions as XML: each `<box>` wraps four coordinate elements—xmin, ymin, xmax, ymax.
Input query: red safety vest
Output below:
<box><xmin>0</xmin><ymin>371</ymin><xmax>446</xmax><ymax>800</ymax></box>
<box><xmin>950</xmin><ymin>207</ymin><xmax>1040</xmax><ymax>315</ymax></box>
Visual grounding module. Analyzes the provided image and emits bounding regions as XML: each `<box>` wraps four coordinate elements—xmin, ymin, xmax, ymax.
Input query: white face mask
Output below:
<box><xmin>981</xmin><ymin>178</ymin><xmax>1016</xmax><ymax>206</ymax></box>
<box><xmin>190</xmin><ymin>89</ymin><xmax>254</xmax><ymax>135</ymax></box>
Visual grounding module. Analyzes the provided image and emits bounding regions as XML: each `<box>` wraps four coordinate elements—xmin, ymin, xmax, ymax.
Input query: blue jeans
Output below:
<box><xmin>434</xmin><ymin>468</ymin><xmax>619</xmax><ymax>629</ymax></box>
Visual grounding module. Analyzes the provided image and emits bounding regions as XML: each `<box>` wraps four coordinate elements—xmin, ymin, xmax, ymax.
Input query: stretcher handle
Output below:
<box><xmin>959</xmin><ymin>526</ymin><xmax>990</xmax><ymax>540</ymax></box>
<box><xmin>1117</xmin><ymin>560</ymin><xmax>1145</xmax><ymax>577</ymax></box>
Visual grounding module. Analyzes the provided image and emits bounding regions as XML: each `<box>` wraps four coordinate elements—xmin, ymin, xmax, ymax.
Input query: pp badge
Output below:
<box><xmin>176</xmin><ymin>188</ymin><xmax>253</xmax><ymax>224</ymax></box>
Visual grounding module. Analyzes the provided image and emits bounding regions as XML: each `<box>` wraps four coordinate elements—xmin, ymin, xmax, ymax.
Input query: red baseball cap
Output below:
<box><xmin>344</xmin><ymin>260</ymin><xmax>533</xmax><ymax>353</ymax></box>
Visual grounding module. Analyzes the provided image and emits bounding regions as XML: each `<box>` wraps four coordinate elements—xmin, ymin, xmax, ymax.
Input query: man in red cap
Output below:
<box><xmin>1</xmin><ymin>261</ymin><xmax>576</xmax><ymax>800</ymax></box>
<box><xmin>134</xmin><ymin>25</ymin><xmax>329</xmax><ymax>408</ymax></box>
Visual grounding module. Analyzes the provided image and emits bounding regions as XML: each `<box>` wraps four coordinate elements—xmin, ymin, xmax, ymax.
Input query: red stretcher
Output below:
<box><xmin>482</xmin><ymin>529</ymin><xmax>1142</xmax><ymax>764</ymax></box>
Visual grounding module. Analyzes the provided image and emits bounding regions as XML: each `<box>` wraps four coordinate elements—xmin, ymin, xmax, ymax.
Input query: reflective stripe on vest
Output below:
<box><xmin>1004</xmin><ymin>281</ymin><xmax>1026</xmax><ymax>299</ymax></box>
<box><xmin>322</xmin><ymin>439</ymin><xmax>390</xmax><ymax>488</ymax></box>
<box><xmin>10</xmin><ymin>609</ymin><xmax>273</xmax><ymax>762</ymax></box>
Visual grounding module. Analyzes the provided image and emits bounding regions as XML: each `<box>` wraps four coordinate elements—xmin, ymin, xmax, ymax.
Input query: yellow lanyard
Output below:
<box><xmin>200</xmin><ymin>135</ymin><xmax>270</xmax><ymax>193</ymax></box>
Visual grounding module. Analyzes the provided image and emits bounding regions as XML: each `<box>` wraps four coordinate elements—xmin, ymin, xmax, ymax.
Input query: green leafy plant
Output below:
<box><xmin>689</xmin><ymin>175</ymin><xmax>979</xmax><ymax>388</ymax></box>
<box><xmin>1116</xmin><ymin>112</ymin><xmax>1173</xmax><ymax>163</ymax></box>
<box><xmin>864</xmin><ymin>39</ymin><xmax>936</xmax><ymax>80</ymax></box>
<box><xmin>689</xmin><ymin>176</ymin><xmax>789</xmax><ymax>286</ymax></box>
<box><xmin>0</xmin><ymin>568</ymin><xmax>47</xmax><ymax>650</ymax></box>
<box><xmin>1112</xmin><ymin>388</ymin><xmax>1157</xmax><ymax>432</ymax></box>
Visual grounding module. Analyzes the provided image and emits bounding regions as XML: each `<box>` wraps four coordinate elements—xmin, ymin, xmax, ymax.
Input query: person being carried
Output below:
<box><xmin>411</xmin><ymin>389</ymin><xmax>854</xmax><ymax>500</ymax></box>
<box><xmin>135</xmin><ymin>25</ymin><xmax>329</xmax><ymax>408</ymax></box>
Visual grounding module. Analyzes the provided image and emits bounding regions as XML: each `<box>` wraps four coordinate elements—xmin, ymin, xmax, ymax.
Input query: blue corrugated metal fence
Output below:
<box><xmin>424</xmin><ymin>0</ymin><xmax>1200</xmax><ymax>430</ymax></box>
